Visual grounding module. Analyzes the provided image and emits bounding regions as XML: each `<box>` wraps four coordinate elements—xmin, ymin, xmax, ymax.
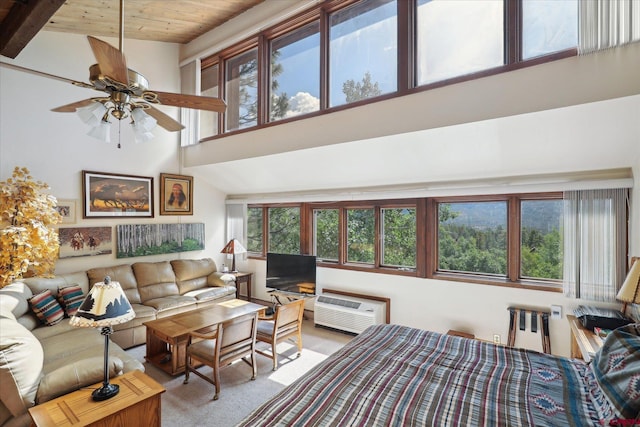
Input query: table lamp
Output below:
<box><xmin>617</xmin><ymin>259</ymin><xmax>640</xmax><ymax>316</ymax></box>
<box><xmin>70</xmin><ymin>276</ymin><xmax>135</xmax><ymax>401</ymax></box>
<box><xmin>221</xmin><ymin>238</ymin><xmax>247</xmax><ymax>272</ymax></box>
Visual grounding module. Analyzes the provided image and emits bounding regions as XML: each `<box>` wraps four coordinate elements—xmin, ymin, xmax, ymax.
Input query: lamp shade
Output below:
<box><xmin>221</xmin><ymin>239</ymin><xmax>247</xmax><ymax>273</ymax></box>
<box><xmin>132</xmin><ymin>126</ymin><xmax>155</xmax><ymax>143</ymax></box>
<box><xmin>221</xmin><ymin>239</ymin><xmax>247</xmax><ymax>255</ymax></box>
<box><xmin>87</xmin><ymin>119</ymin><xmax>111</xmax><ymax>143</ymax></box>
<box><xmin>70</xmin><ymin>277</ymin><xmax>134</xmax><ymax>328</ymax></box>
<box><xmin>617</xmin><ymin>260</ymin><xmax>640</xmax><ymax>304</ymax></box>
<box><xmin>131</xmin><ymin>107</ymin><xmax>157</xmax><ymax>132</ymax></box>
<box><xmin>77</xmin><ymin>102</ymin><xmax>108</xmax><ymax>127</ymax></box>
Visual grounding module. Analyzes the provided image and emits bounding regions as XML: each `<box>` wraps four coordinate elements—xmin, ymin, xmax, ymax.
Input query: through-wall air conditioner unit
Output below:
<box><xmin>314</xmin><ymin>294</ymin><xmax>386</xmax><ymax>334</ymax></box>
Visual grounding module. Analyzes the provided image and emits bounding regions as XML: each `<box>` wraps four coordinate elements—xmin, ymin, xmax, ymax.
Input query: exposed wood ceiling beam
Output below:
<box><xmin>0</xmin><ymin>0</ymin><xmax>66</xmax><ymax>58</ymax></box>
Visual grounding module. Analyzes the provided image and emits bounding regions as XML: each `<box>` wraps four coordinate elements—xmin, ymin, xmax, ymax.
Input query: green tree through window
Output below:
<box><xmin>520</xmin><ymin>199</ymin><xmax>563</xmax><ymax>280</ymax></box>
<box><xmin>381</xmin><ymin>208</ymin><xmax>416</xmax><ymax>268</ymax></box>
<box><xmin>347</xmin><ymin>208</ymin><xmax>375</xmax><ymax>263</ymax></box>
<box><xmin>247</xmin><ymin>207</ymin><xmax>263</xmax><ymax>253</ymax></box>
<box><xmin>268</xmin><ymin>207</ymin><xmax>300</xmax><ymax>254</ymax></box>
<box><xmin>438</xmin><ymin>202</ymin><xmax>507</xmax><ymax>275</ymax></box>
<box><xmin>342</xmin><ymin>71</ymin><xmax>382</xmax><ymax>103</ymax></box>
<box><xmin>227</xmin><ymin>50</ymin><xmax>288</xmax><ymax>130</ymax></box>
<box><xmin>314</xmin><ymin>209</ymin><xmax>339</xmax><ymax>261</ymax></box>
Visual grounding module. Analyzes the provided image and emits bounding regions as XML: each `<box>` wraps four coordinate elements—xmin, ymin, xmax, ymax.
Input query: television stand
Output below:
<box><xmin>269</xmin><ymin>290</ymin><xmax>314</xmax><ymax>319</ymax></box>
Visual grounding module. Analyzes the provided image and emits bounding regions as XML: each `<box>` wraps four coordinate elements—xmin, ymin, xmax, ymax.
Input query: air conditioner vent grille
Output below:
<box><xmin>315</xmin><ymin>293</ymin><xmax>386</xmax><ymax>334</ymax></box>
<box><xmin>317</xmin><ymin>295</ymin><xmax>361</xmax><ymax>309</ymax></box>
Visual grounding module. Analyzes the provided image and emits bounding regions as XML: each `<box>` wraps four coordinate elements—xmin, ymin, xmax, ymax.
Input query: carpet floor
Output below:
<box><xmin>125</xmin><ymin>319</ymin><xmax>354</xmax><ymax>426</ymax></box>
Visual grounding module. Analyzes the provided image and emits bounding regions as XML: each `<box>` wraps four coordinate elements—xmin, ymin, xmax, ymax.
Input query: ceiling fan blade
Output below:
<box><xmin>87</xmin><ymin>36</ymin><xmax>129</xmax><ymax>85</ymax></box>
<box><xmin>0</xmin><ymin>61</ymin><xmax>94</xmax><ymax>89</ymax></box>
<box><xmin>143</xmin><ymin>105</ymin><xmax>185</xmax><ymax>132</ymax></box>
<box><xmin>51</xmin><ymin>99</ymin><xmax>102</xmax><ymax>112</ymax></box>
<box><xmin>148</xmin><ymin>91</ymin><xmax>227</xmax><ymax>113</ymax></box>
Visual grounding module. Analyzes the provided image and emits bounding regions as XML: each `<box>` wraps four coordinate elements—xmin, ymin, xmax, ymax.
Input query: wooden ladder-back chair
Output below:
<box><xmin>256</xmin><ymin>298</ymin><xmax>305</xmax><ymax>371</ymax></box>
<box><xmin>183</xmin><ymin>311</ymin><xmax>258</xmax><ymax>400</ymax></box>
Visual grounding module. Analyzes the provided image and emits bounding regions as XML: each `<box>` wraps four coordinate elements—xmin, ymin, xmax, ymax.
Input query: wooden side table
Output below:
<box><xmin>567</xmin><ymin>314</ymin><xmax>604</xmax><ymax>363</ymax></box>
<box><xmin>29</xmin><ymin>370</ymin><xmax>165</xmax><ymax>427</ymax></box>
<box><xmin>233</xmin><ymin>272</ymin><xmax>252</xmax><ymax>301</ymax></box>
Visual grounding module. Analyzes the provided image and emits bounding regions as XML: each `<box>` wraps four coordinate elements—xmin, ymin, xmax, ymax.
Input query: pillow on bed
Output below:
<box><xmin>591</xmin><ymin>323</ymin><xmax>640</xmax><ymax>420</ymax></box>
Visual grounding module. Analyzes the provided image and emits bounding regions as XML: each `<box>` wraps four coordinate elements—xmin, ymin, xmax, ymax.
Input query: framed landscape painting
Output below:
<box><xmin>82</xmin><ymin>171</ymin><xmax>153</xmax><ymax>218</ymax></box>
<box><xmin>160</xmin><ymin>173</ymin><xmax>193</xmax><ymax>215</ymax></box>
<box><xmin>116</xmin><ymin>223</ymin><xmax>204</xmax><ymax>258</ymax></box>
<box><xmin>59</xmin><ymin>226</ymin><xmax>112</xmax><ymax>258</ymax></box>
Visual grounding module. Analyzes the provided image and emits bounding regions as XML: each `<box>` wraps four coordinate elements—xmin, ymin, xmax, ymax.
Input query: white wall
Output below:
<box><xmin>0</xmin><ymin>31</ymin><xmax>229</xmax><ymax>272</ymax></box>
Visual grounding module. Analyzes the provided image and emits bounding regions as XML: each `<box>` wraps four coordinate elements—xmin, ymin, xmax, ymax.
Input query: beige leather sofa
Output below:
<box><xmin>0</xmin><ymin>258</ymin><xmax>236</xmax><ymax>427</ymax></box>
<box><xmin>86</xmin><ymin>258</ymin><xmax>236</xmax><ymax>349</ymax></box>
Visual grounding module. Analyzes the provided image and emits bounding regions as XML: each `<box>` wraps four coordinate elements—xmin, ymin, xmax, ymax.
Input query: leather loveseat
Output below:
<box><xmin>0</xmin><ymin>258</ymin><xmax>236</xmax><ymax>427</ymax></box>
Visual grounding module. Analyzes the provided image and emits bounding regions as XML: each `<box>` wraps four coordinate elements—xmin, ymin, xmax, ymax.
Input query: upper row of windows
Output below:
<box><xmin>198</xmin><ymin>0</ymin><xmax>577</xmax><ymax>139</ymax></box>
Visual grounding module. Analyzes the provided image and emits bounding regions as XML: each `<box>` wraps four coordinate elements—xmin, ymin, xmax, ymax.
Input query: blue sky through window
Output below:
<box><xmin>269</xmin><ymin>0</ymin><xmax>577</xmax><ymax>118</ymax></box>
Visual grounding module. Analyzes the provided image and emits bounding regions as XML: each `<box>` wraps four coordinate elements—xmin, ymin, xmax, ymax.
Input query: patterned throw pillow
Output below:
<box><xmin>29</xmin><ymin>290</ymin><xmax>64</xmax><ymax>326</ymax></box>
<box><xmin>591</xmin><ymin>323</ymin><xmax>640</xmax><ymax>420</ymax></box>
<box><xmin>57</xmin><ymin>285</ymin><xmax>84</xmax><ymax>317</ymax></box>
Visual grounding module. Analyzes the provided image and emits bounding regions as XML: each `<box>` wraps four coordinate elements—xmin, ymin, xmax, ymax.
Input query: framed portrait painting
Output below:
<box><xmin>82</xmin><ymin>171</ymin><xmax>153</xmax><ymax>218</ymax></box>
<box><xmin>160</xmin><ymin>173</ymin><xmax>193</xmax><ymax>215</ymax></box>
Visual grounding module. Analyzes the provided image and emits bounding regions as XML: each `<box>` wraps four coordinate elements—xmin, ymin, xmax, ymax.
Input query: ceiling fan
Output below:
<box><xmin>0</xmin><ymin>0</ymin><xmax>225</xmax><ymax>138</ymax></box>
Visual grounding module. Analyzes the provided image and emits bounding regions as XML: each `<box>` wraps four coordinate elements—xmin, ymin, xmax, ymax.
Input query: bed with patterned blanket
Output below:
<box><xmin>239</xmin><ymin>323</ymin><xmax>640</xmax><ymax>426</ymax></box>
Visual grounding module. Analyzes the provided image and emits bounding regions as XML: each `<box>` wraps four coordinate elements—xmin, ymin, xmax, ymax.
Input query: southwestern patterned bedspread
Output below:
<box><xmin>240</xmin><ymin>323</ymin><xmax>640</xmax><ymax>426</ymax></box>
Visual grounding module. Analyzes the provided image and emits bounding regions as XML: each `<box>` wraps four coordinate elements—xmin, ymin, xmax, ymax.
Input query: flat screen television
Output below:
<box><xmin>266</xmin><ymin>253</ymin><xmax>316</xmax><ymax>295</ymax></box>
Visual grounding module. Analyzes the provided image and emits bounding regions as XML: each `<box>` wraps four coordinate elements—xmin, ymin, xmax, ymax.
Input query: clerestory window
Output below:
<box><xmin>200</xmin><ymin>0</ymin><xmax>577</xmax><ymax>141</ymax></box>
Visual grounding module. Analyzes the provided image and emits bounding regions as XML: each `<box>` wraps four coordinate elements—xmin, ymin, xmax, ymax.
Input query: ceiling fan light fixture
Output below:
<box><xmin>0</xmin><ymin>0</ymin><xmax>226</xmax><ymax>145</ymax></box>
<box><xmin>132</xmin><ymin>128</ymin><xmax>155</xmax><ymax>144</ymax></box>
<box><xmin>77</xmin><ymin>102</ymin><xmax>107</xmax><ymax>126</ymax></box>
<box><xmin>87</xmin><ymin>119</ymin><xmax>111</xmax><ymax>143</ymax></box>
<box><xmin>131</xmin><ymin>107</ymin><xmax>157</xmax><ymax>132</ymax></box>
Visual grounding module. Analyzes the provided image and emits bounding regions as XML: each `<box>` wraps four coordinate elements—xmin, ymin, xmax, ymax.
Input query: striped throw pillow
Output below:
<box><xmin>57</xmin><ymin>285</ymin><xmax>85</xmax><ymax>317</ymax></box>
<box><xmin>29</xmin><ymin>290</ymin><xmax>64</xmax><ymax>326</ymax></box>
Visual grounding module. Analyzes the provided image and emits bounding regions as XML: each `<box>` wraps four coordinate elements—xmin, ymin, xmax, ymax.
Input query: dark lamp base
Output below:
<box><xmin>92</xmin><ymin>383</ymin><xmax>119</xmax><ymax>401</ymax></box>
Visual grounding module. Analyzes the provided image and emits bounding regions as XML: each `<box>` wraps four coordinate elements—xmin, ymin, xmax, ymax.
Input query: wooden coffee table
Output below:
<box><xmin>144</xmin><ymin>299</ymin><xmax>264</xmax><ymax>375</ymax></box>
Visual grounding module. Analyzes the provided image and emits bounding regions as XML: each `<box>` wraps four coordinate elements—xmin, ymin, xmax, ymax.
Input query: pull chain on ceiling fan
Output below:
<box><xmin>0</xmin><ymin>0</ymin><xmax>226</xmax><ymax>145</ymax></box>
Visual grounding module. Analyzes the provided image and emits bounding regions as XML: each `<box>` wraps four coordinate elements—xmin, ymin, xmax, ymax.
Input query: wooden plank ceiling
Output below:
<box><xmin>0</xmin><ymin>0</ymin><xmax>264</xmax><ymax>58</ymax></box>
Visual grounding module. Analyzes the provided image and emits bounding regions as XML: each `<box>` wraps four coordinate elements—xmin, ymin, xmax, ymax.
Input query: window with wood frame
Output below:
<box><xmin>247</xmin><ymin>192</ymin><xmax>588</xmax><ymax>292</ymax></box>
<box><xmin>199</xmin><ymin>0</ymin><xmax>577</xmax><ymax>141</ymax></box>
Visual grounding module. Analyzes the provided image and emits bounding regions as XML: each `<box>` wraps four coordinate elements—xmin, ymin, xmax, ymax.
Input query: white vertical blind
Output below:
<box><xmin>579</xmin><ymin>0</ymin><xmax>640</xmax><ymax>54</ymax></box>
<box><xmin>180</xmin><ymin>60</ymin><xmax>199</xmax><ymax>147</ymax></box>
<box><xmin>226</xmin><ymin>202</ymin><xmax>247</xmax><ymax>245</ymax></box>
<box><xmin>563</xmin><ymin>188</ymin><xmax>629</xmax><ymax>301</ymax></box>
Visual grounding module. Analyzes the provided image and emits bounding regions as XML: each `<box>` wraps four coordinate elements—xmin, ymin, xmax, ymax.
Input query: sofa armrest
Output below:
<box><xmin>36</xmin><ymin>356</ymin><xmax>123</xmax><ymax>404</ymax></box>
<box><xmin>208</xmin><ymin>272</ymin><xmax>234</xmax><ymax>288</ymax></box>
<box><xmin>0</xmin><ymin>317</ymin><xmax>43</xmax><ymax>418</ymax></box>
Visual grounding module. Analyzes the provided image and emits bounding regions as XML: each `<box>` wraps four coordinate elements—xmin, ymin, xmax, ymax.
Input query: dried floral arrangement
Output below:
<box><xmin>0</xmin><ymin>167</ymin><xmax>61</xmax><ymax>287</ymax></box>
